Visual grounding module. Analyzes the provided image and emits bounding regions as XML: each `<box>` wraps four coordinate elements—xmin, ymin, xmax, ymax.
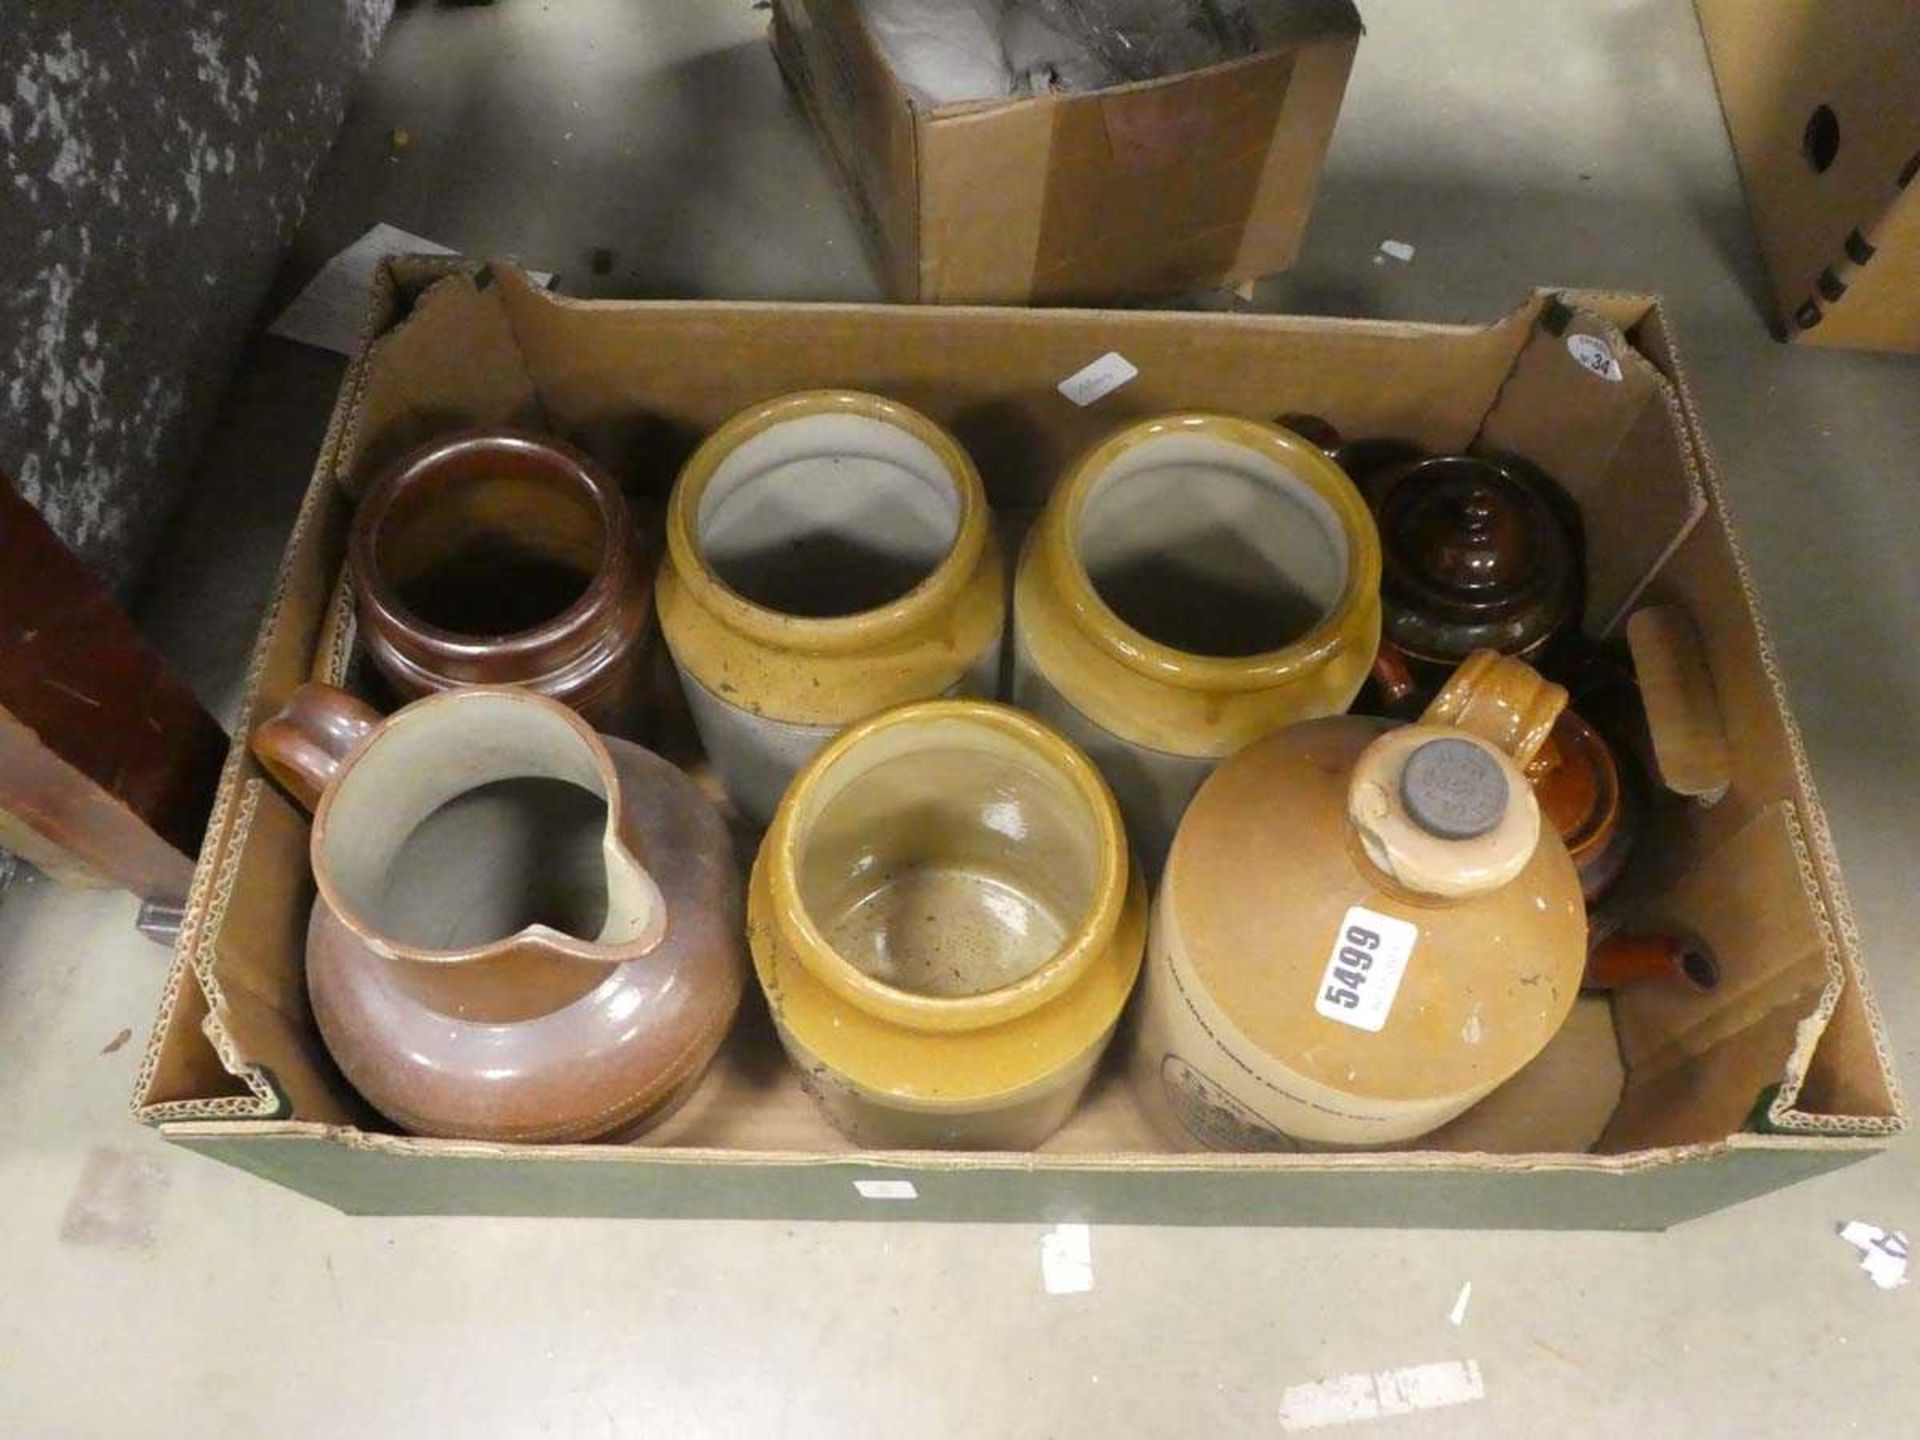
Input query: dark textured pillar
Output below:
<box><xmin>0</xmin><ymin>1</ymin><xmax>395</xmax><ymax>595</ymax></box>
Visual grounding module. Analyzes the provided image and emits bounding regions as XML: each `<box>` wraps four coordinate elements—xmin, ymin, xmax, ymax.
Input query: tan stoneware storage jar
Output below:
<box><xmin>251</xmin><ymin>682</ymin><xmax>744</xmax><ymax>1143</ymax></box>
<box><xmin>1012</xmin><ymin>413</ymin><xmax>1382</xmax><ymax>871</ymax></box>
<box><xmin>748</xmin><ymin>699</ymin><xmax>1145</xmax><ymax>1150</ymax></box>
<box><xmin>656</xmin><ymin>391</ymin><xmax>1005</xmax><ymax>825</ymax></box>
<box><xmin>1131</xmin><ymin>652</ymin><xmax>1587</xmax><ymax>1150</ymax></box>
<box><xmin>349</xmin><ymin>429</ymin><xmax>653</xmax><ymax>733</ymax></box>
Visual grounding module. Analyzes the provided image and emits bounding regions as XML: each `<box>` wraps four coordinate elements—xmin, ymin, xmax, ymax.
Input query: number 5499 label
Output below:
<box><xmin>1313</xmin><ymin>906</ymin><xmax>1419</xmax><ymax>1033</ymax></box>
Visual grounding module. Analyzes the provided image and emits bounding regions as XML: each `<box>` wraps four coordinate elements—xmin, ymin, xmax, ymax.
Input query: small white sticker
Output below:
<box><xmin>853</xmin><ymin>1178</ymin><xmax>917</xmax><ymax>1200</ymax></box>
<box><xmin>1566</xmin><ymin>332</ymin><xmax>1623</xmax><ymax>382</ymax></box>
<box><xmin>1040</xmin><ymin>1223</ymin><xmax>1094</xmax><ymax>1294</ymax></box>
<box><xmin>1057</xmin><ymin>351</ymin><xmax>1138</xmax><ymax>407</ymax></box>
<box><xmin>1314</xmin><ymin>906</ymin><xmax>1418</xmax><ymax>1033</ymax></box>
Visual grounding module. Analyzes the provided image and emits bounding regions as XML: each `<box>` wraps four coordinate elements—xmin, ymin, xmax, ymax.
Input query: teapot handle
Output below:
<box><xmin>1420</xmin><ymin>651</ymin><xmax>1567</xmax><ymax>772</ymax></box>
<box><xmin>1368</xmin><ymin>641</ymin><xmax>1424</xmax><ymax>716</ymax></box>
<box><xmin>250</xmin><ymin>682</ymin><xmax>380</xmax><ymax>813</ymax></box>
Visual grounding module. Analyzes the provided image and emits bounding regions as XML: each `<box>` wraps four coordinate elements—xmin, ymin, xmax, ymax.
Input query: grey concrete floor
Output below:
<box><xmin>5</xmin><ymin>2</ymin><xmax>1919</xmax><ymax>1435</ymax></box>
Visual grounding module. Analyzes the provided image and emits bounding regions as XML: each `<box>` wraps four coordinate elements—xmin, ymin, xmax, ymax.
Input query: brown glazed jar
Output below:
<box><xmin>1530</xmin><ymin>708</ymin><xmax>1637</xmax><ymax>904</ymax></box>
<box><xmin>251</xmin><ymin>682</ymin><xmax>744</xmax><ymax>1143</ymax></box>
<box><xmin>1356</xmin><ymin>451</ymin><xmax>1582</xmax><ymax>689</ymax></box>
<box><xmin>350</xmin><ymin>429</ymin><xmax>651</xmax><ymax>734</ymax></box>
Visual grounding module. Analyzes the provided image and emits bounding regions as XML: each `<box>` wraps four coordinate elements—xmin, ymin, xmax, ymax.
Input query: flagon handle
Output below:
<box><xmin>1421</xmin><ymin>650</ymin><xmax>1567</xmax><ymax>772</ymax></box>
<box><xmin>250</xmin><ymin>682</ymin><xmax>380</xmax><ymax>812</ymax></box>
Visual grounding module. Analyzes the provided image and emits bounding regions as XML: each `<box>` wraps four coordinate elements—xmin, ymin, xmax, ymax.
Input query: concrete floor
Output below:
<box><xmin>4</xmin><ymin>2</ymin><xmax>1918</xmax><ymax>1435</ymax></box>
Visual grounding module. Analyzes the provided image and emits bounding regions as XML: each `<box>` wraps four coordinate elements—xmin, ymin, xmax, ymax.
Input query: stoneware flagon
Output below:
<box><xmin>250</xmin><ymin>682</ymin><xmax>744</xmax><ymax>1143</ymax></box>
<box><xmin>1011</xmin><ymin>413</ymin><xmax>1382</xmax><ymax>871</ymax></box>
<box><xmin>1131</xmin><ymin>651</ymin><xmax>1588</xmax><ymax>1150</ymax></box>
<box><xmin>349</xmin><ymin>429</ymin><xmax>652</xmax><ymax>732</ymax></box>
<box><xmin>656</xmin><ymin>391</ymin><xmax>1005</xmax><ymax>825</ymax></box>
<box><xmin>748</xmin><ymin>699</ymin><xmax>1145</xmax><ymax>1149</ymax></box>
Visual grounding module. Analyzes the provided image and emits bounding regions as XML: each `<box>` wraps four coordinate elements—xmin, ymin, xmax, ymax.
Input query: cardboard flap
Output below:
<box><xmin>1476</xmin><ymin>300</ymin><xmax>1706</xmax><ymax>632</ymax></box>
<box><xmin>332</xmin><ymin>265</ymin><xmax>543</xmax><ymax>499</ymax></box>
<box><xmin>1602</xmin><ymin>802</ymin><xmax>1840</xmax><ymax>1149</ymax></box>
<box><xmin>184</xmin><ymin>781</ymin><xmax>367</xmax><ymax>1125</ymax></box>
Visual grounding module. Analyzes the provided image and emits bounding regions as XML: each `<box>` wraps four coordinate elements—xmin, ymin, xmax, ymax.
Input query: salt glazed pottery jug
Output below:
<box><xmin>251</xmin><ymin>682</ymin><xmax>744</xmax><ymax>1143</ymax></box>
<box><xmin>349</xmin><ymin>429</ymin><xmax>652</xmax><ymax>733</ymax></box>
<box><xmin>656</xmin><ymin>391</ymin><xmax>1005</xmax><ymax>825</ymax></box>
<box><xmin>1011</xmin><ymin>413</ymin><xmax>1382</xmax><ymax>872</ymax></box>
<box><xmin>749</xmin><ymin>699</ymin><xmax>1145</xmax><ymax>1149</ymax></box>
<box><xmin>1131</xmin><ymin>651</ymin><xmax>1587</xmax><ymax>1150</ymax></box>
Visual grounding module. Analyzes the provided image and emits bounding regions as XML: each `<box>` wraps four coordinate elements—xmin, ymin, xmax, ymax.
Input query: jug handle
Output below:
<box><xmin>1419</xmin><ymin>650</ymin><xmax>1567</xmax><ymax>772</ymax></box>
<box><xmin>250</xmin><ymin>682</ymin><xmax>381</xmax><ymax>813</ymax></box>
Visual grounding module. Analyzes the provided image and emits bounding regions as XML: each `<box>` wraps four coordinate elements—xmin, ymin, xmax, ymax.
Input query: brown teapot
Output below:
<box><xmin>1354</xmin><ymin>449</ymin><xmax>1584</xmax><ymax>689</ymax></box>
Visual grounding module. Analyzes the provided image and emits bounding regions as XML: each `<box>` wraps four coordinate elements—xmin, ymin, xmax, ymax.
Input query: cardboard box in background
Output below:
<box><xmin>1698</xmin><ymin>0</ymin><xmax>1920</xmax><ymax>353</ymax></box>
<box><xmin>132</xmin><ymin>262</ymin><xmax>1903</xmax><ymax>1226</ymax></box>
<box><xmin>770</xmin><ymin>0</ymin><xmax>1361</xmax><ymax>305</ymax></box>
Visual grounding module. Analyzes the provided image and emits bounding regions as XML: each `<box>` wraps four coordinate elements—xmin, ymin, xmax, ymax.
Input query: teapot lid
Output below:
<box><xmin>1365</xmin><ymin>454</ymin><xmax>1580</xmax><ymax>663</ymax></box>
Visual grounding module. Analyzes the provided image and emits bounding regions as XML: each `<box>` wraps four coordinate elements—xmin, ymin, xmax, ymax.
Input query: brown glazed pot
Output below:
<box><xmin>1529</xmin><ymin>709</ymin><xmax>1638</xmax><ymax>904</ymax></box>
<box><xmin>1358</xmin><ymin>451</ymin><xmax>1583</xmax><ymax>682</ymax></box>
<box><xmin>350</xmin><ymin>429</ymin><xmax>651</xmax><ymax>733</ymax></box>
<box><xmin>251</xmin><ymin>682</ymin><xmax>744</xmax><ymax>1143</ymax></box>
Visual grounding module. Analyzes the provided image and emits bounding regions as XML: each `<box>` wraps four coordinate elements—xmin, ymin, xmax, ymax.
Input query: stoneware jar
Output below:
<box><xmin>1012</xmin><ymin>413</ymin><xmax>1382</xmax><ymax>871</ymax></box>
<box><xmin>749</xmin><ymin>699</ymin><xmax>1145</xmax><ymax>1150</ymax></box>
<box><xmin>1531</xmin><ymin>708</ymin><xmax>1636</xmax><ymax>903</ymax></box>
<box><xmin>250</xmin><ymin>681</ymin><xmax>744</xmax><ymax>1143</ymax></box>
<box><xmin>656</xmin><ymin>391</ymin><xmax>1005</xmax><ymax>825</ymax></box>
<box><xmin>1131</xmin><ymin>651</ymin><xmax>1587</xmax><ymax>1150</ymax></box>
<box><xmin>350</xmin><ymin>429</ymin><xmax>652</xmax><ymax>733</ymax></box>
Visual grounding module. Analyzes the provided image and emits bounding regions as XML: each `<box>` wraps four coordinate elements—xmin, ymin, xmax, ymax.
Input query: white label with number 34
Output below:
<box><xmin>1314</xmin><ymin>906</ymin><xmax>1419</xmax><ymax>1033</ymax></box>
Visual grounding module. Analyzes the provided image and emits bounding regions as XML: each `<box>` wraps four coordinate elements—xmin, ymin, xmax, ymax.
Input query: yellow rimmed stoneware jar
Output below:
<box><xmin>1012</xmin><ymin>413</ymin><xmax>1383</xmax><ymax>872</ymax></box>
<box><xmin>657</xmin><ymin>391</ymin><xmax>1005</xmax><ymax>825</ymax></box>
<box><xmin>1130</xmin><ymin>652</ymin><xmax>1587</xmax><ymax>1151</ymax></box>
<box><xmin>749</xmin><ymin>699</ymin><xmax>1146</xmax><ymax>1150</ymax></box>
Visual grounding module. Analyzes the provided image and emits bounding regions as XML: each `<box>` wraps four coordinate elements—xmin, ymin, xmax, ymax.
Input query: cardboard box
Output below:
<box><xmin>1698</xmin><ymin>0</ymin><xmax>1920</xmax><ymax>352</ymax></box>
<box><xmin>770</xmin><ymin>0</ymin><xmax>1361</xmax><ymax>305</ymax></box>
<box><xmin>133</xmin><ymin>262</ymin><xmax>1905</xmax><ymax>1226</ymax></box>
